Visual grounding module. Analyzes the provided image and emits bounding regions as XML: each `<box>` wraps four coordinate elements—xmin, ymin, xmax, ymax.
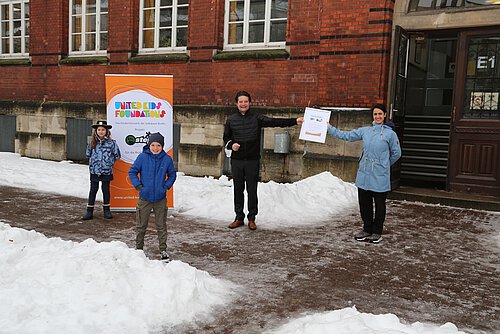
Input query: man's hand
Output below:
<box><xmin>232</xmin><ymin>143</ymin><xmax>241</xmax><ymax>151</ymax></box>
<box><xmin>297</xmin><ymin>117</ymin><xmax>304</xmax><ymax>125</ymax></box>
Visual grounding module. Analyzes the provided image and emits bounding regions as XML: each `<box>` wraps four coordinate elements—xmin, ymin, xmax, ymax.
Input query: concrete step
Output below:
<box><xmin>388</xmin><ymin>186</ymin><xmax>500</xmax><ymax>212</ymax></box>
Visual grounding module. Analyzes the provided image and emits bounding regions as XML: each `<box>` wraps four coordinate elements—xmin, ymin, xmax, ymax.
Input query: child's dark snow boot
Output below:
<box><xmin>103</xmin><ymin>205</ymin><xmax>113</xmax><ymax>219</ymax></box>
<box><xmin>82</xmin><ymin>206</ymin><xmax>94</xmax><ymax>220</ymax></box>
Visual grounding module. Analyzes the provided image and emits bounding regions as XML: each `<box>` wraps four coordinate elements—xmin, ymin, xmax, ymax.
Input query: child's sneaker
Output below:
<box><xmin>354</xmin><ymin>230</ymin><xmax>371</xmax><ymax>241</ymax></box>
<box><xmin>160</xmin><ymin>250</ymin><xmax>171</xmax><ymax>262</ymax></box>
<box><xmin>367</xmin><ymin>234</ymin><xmax>382</xmax><ymax>243</ymax></box>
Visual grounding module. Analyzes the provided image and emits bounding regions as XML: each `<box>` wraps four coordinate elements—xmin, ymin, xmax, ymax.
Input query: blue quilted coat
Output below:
<box><xmin>86</xmin><ymin>136</ymin><xmax>121</xmax><ymax>175</ymax></box>
<box><xmin>327</xmin><ymin>123</ymin><xmax>401</xmax><ymax>192</ymax></box>
<box><xmin>128</xmin><ymin>145</ymin><xmax>177</xmax><ymax>203</ymax></box>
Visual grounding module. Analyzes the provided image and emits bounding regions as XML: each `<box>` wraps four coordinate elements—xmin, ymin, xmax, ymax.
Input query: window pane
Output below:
<box><xmin>1</xmin><ymin>22</ymin><xmax>8</xmax><ymax>37</ymax></box>
<box><xmin>144</xmin><ymin>0</ymin><xmax>155</xmax><ymax>8</ymax></box>
<box><xmin>13</xmin><ymin>3</ymin><xmax>21</xmax><ymax>20</ymax></box>
<box><xmin>72</xmin><ymin>34</ymin><xmax>81</xmax><ymax>51</ymax></box>
<box><xmin>24</xmin><ymin>3</ymin><xmax>29</xmax><ymax>19</ymax></box>
<box><xmin>86</xmin><ymin>33</ymin><xmax>96</xmax><ymax>50</ymax></box>
<box><xmin>100</xmin><ymin>32</ymin><xmax>107</xmax><ymax>49</ymax></box>
<box><xmin>249</xmin><ymin>0</ymin><xmax>265</xmax><ymax>20</ymax></box>
<box><xmin>13</xmin><ymin>20</ymin><xmax>21</xmax><ymax>36</ymax></box>
<box><xmin>270</xmin><ymin>20</ymin><xmax>286</xmax><ymax>42</ymax></box>
<box><xmin>228</xmin><ymin>22</ymin><xmax>243</xmax><ymax>44</ymax></box>
<box><xmin>160</xmin><ymin>0</ymin><xmax>173</xmax><ymax>6</ymax></box>
<box><xmin>142</xmin><ymin>29</ymin><xmax>154</xmax><ymax>48</ymax></box>
<box><xmin>176</xmin><ymin>27</ymin><xmax>187</xmax><ymax>46</ymax></box>
<box><xmin>73</xmin><ymin>16</ymin><xmax>82</xmax><ymax>33</ymax></box>
<box><xmin>178</xmin><ymin>0</ymin><xmax>188</xmax><ymax>4</ymax></box>
<box><xmin>248</xmin><ymin>22</ymin><xmax>264</xmax><ymax>43</ymax></box>
<box><xmin>177</xmin><ymin>6</ymin><xmax>188</xmax><ymax>26</ymax></box>
<box><xmin>410</xmin><ymin>0</ymin><xmax>433</xmax><ymax>11</ymax></box>
<box><xmin>271</xmin><ymin>0</ymin><xmax>287</xmax><ymax>19</ymax></box>
<box><xmin>101</xmin><ymin>0</ymin><xmax>108</xmax><ymax>12</ymax></box>
<box><xmin>86</xmin><ymin>14</ymin><xmax>96</xmax><ymax>32</ymax></box>
<box><xmin>25</xmin><ymin>19</ymin><xmax>29</xmax><ymax>35</ymax></box>
<box><xmin>2</xmin><ymin>37</ymin><xmax>9</xmax><ymax>53</ymax></box>
<box><xmin>229</xmin><ymin>1</ymin><xmax>244</xmax><ymax>22</ymax></box>
<box><xmin>72</xmin><ymin>0</ymin><xmax>82</xmax><ymax>15</ymax></box>
<box><xmin>86</xmin><ymin>0</ymin><xmax>97</xmax><ymax>14</ymax></box>
<box><xmin>143</xmin><ymin>9</ymin><xmax>155</xmax><ymax>28</ymax></box>
<box><xmin>2</xmin><ymin>5</ymin><xmax>9</xmax><ymax>21</ymax></box>
<box><xmin>25</xmin><ymin>36</ymin><xmax>29</xmax><ymax>52</ymax></box>
<box><xmin>13</xmin><ymin>37</ymin><xmax>20</xmax><ymax>52</ymax></box>
<box><xmin>159</xmin><ymin>8</ymin><xmax>172</xmax><ymax>27</ymax></box>
<box><xmin>100</xmin><ymin>13</ymin><xmax>107</xmax><ymax>31</ymax></box>
<box><xmin>159</xmin><ymin>28</ymin><xmax>172</xmax><ymax>47</ymax></box>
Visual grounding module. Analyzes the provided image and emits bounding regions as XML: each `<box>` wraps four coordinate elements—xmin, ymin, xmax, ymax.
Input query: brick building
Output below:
<box><xmin>0</xmin><ymin>0</ymin><xmax>498</xmax><ymax>195</ymax></box>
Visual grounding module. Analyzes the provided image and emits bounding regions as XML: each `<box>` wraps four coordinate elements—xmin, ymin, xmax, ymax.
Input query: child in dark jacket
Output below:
<box><xmin>128</xmin><ymin>132</ymin><xmax>177</xmax><ymax>262</ymax></box>
<box><xmin>83</xmin><ymin>120</ymin><xmax>121</xmax><ymax>220</ymax></box>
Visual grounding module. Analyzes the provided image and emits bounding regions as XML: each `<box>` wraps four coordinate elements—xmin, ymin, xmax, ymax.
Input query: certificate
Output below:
<box><xmin>299</xmin><ymin>107</ymin><xmax>331</xmax><ymax>143</ymax></box>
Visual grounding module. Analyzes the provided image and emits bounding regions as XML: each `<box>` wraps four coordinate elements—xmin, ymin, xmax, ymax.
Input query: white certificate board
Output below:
<box><xmin>299</xmin><ymin>107</ymin><xmax>331</xmax><ymax>143</ymax></box>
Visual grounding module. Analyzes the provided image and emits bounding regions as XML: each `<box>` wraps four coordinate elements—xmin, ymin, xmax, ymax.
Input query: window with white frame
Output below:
<box><xmin>69</xmin><ymin>0</ymin><xmax>108</xmax><ymax>55</ymax></box>
<box><xmin>140</xmin><ymin>0</ymin><xmax>189</xmax><ymax>52</ymax></box>
<box><xmin>0</xmin><ymin>0</ymin><xmax>29</xmax><ymax>57</ymax></box>
<box><xmin>224</xmin><ymin>0</ymin><xmax>287</xmax><ymax>50</ymax></box>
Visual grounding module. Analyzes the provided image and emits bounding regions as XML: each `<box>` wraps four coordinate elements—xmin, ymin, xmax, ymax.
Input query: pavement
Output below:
<box><xmin>1</xmin><ymin>185</ymin><xmax>499</xmax><ymax>334</ymax></box>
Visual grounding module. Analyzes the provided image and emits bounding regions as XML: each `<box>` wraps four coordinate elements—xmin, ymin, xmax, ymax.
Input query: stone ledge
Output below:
<box><xmin>0</xmin><ymin>58</ymin><xmax>31</xmax><ymax>66</ymax></box>
<box><xmin>213</xmin><ymin>49</ymin><xmax>289</xmax><ymax>61</ymax></box>
<box><xmin>129</xmin><ymin>53</ymin><xmax>189</xmax><ymax>64</ymax></box>
<box><xmin>59</xmin><ymin>56</ymin><xmax>109</xmax><ymax>65</ymax></box>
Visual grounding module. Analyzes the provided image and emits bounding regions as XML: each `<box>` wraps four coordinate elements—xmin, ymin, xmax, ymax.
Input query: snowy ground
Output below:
<box><xmin>1</xmin><ymin>152</ymin><xmax>496</xmax><ymax>333</ymax></box>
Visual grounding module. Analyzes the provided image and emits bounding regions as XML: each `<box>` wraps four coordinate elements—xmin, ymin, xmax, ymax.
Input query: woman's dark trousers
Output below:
<box><xmin>358</xmin><ymin>188</ymin><xmax>387</xmax><ymax>235</ymax></box>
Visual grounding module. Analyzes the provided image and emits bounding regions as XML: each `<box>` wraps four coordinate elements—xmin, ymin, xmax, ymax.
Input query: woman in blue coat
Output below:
<box><xmin>327</xmin><ymin>104</ymin><xmax>401</xmax><ymax>243</ymax></box>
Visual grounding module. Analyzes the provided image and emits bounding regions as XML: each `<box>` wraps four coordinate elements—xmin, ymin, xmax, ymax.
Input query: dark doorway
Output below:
<box><xmin>400</xmin><ymin>33</ymin><xmax>457</xmax><ymax>189</ymax></box>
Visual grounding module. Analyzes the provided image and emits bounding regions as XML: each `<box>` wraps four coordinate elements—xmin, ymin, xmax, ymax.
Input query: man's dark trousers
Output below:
<box><xmin>231</xmin><ymin>159</ymin><xmax>260</xmax><ymax>221</ymax></box>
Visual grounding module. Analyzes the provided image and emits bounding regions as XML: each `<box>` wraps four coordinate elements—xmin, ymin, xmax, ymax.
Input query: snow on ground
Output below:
<box><xmin>0</xmin><ymin>152</ymin><xmax>358</xmax><ymax>227</ymax></box>
<box><xmin>0</xmin><ymin>153</ymin><xmax>472</xmax><ymax>333</ymax></box>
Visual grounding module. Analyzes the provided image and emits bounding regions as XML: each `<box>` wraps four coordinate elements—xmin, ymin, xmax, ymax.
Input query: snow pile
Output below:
<box><xmin>0</xmin><ymin>223</ymin><xmax>233</xmax><ymax>334</ymax></box>
<box><xmin>267</xmin><ymin>307</ymin><xmax>467</xmax><ymax>334</ymax></box>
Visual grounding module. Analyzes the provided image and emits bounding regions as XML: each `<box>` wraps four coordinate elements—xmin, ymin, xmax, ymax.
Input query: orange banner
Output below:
<box><xmin>105</xmin><ymin>74</ymin><xmax>174</xmax><ymax>210</ymax></box>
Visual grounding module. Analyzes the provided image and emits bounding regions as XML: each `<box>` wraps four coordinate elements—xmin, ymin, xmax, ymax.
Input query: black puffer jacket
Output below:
<box><xmin>223</xmin><ymin>109</ymin><xmax>297</xmax><ymax>160</ymax></box>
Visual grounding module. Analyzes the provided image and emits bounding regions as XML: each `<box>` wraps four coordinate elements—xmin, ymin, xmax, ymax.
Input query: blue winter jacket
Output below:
<box><xmin>327</xmin><ymin>123</ymin><xmax>401</xmax><ymax>192</ymax></box>
<box><xmin>128</xmin><ymin>145</ymin><xmax>177</xmax><ymax>203</ymax></box>
<box><xmin>86</xmin><ymin>136</ymin><xmax>121</xmax><ymax>175</ymax></box>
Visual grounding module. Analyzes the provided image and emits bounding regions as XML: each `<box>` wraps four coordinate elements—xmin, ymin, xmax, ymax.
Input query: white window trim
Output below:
<box><xmin>0</xmin><ymin>0</ymin><xmax>29</xmax><ymax>58</ymax></box>
<box><xmin>223</xmin><ymin>0</ymin><xmax>287</xmax><ymax>51</ymax></box>
<box><xmin>139</xmin><ymin>0</ymin><xmax>188</xmax><ymax>54</ymax></box>
<box><xmin>68</xmin><ymin>0</ymin><xmax>107</xmax><ymax>56</ymax></box>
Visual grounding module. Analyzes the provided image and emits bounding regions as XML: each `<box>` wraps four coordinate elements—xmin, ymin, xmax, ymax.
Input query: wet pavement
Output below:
<box><xmin>1</xmin><ymin>185</ymin><xmax>499</xmax><ymax>334</ymax></box>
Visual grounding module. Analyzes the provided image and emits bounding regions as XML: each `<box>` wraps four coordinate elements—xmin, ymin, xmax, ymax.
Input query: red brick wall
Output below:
<box><xmin>0</xmin><ymin>0</ymin><xmax>394</xmax><ymax>108</ymax></box>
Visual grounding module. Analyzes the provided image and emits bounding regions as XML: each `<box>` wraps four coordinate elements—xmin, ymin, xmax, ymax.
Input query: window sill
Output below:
<box><xmin>129</xmin><ymin>53</ymin><xmax>189</xmax><ymax>64</ymax></box>
<box><xmin>59</xmin><ymin>56</ymin><xmax>109</xmax><ymax>65</ymax></box>
<box><xmin>213</xmin><ymin>49</ymin><xmax>289</xmax><ymax>61</ymax></box>
<box><xmin>0</xmin><ymin>58</ymin><xmax>31</xmax><ymax>66</ymax></box>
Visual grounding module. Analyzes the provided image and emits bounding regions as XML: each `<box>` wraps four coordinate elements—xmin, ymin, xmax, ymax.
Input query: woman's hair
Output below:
<box><xmin>371</xmin><ymin>103</ymin><xmax>387</xmax><ymax>123</ymax></box>
<box><xmin>234</xmin><ymin>90</ymin><xmax>252</xmax><ymax>102</ymax></box>
<box><xmin>90</xmin><ymin>127</ymin><xmax>111</xmax><ymax>149</ymax></box>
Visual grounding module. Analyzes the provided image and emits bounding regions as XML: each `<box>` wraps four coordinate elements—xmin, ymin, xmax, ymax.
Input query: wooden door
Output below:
<box><xmin>449</xmin><ymin>28</ymin><xmax>500</xmax><ymax>196</ymax></box>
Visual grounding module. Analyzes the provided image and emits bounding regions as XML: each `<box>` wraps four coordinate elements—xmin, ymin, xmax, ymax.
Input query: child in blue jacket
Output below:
<box><xmin>83</xmin><ymin>120</ymin><xmax>121</xmax><ymax>220</ymax></box>
<box><xmin>128</xmin><ymin>132</ymin><xmax>177</xmax><ymax>261</ymax></box>
<box><xmin>327</xmin><ymin>104</ymin><xmax>401</xmax><ymax>244</ymax></box>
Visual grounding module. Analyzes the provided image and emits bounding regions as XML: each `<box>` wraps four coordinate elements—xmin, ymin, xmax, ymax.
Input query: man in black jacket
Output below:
<box><xmin>223</xmin><ymin>91</ymin><xmax>304</xmax><ymax>230</ymax></box>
